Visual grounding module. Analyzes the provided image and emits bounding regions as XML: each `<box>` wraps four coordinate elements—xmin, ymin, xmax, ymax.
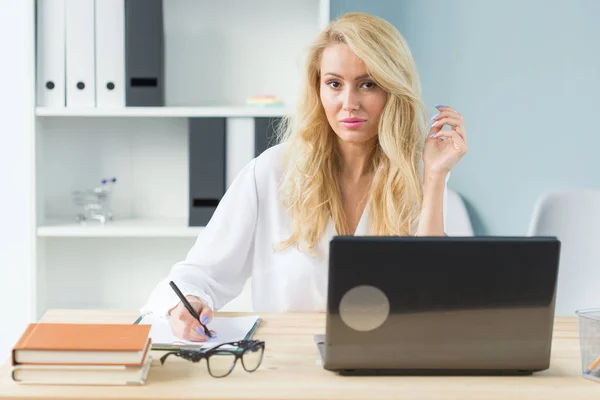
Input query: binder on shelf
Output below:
<box><xmin>189</xmin><ymin>118</ymin><xmax>226</xmax><ymax>227</ymax></box>
<box><xmin>36</xmin><ymin>0</ymin><xmax>66</xmax><ymax>107</ymax></box>
<box><xmin>95</xmin><ymin>0</ymin><xmax>125</xmax><ymax>108</ymax></box>
<box><xmin>65</xmin><ymin>0</ymin><xmax>95</xmax><ymax>108</ymax></box>
<box><xmin>255</xmin><ymin>117</ymin><xmax>282</xmax><ymax>157</ymax></box>
<box><xmin>125</xmin><ymin>0</ymin><xmax>165</xmax><ymax>106</ymax></box>
<box><xmin>226</xmin><ymin>118</ymin><xmax>255</xmax><ymax>188</ymax></box>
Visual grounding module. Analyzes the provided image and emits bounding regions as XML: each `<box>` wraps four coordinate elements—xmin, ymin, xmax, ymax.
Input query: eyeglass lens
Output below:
<box><xmin>242</xmin><ymin>344</ymin><xmax>264</xmax><ymax>372</ymax></box>
<box><xmin>207</xmin><ymin>351</ymin><xmax>237</xmax><ymax>378</ymax></box>
<box><xmin>207</xmin><ymin>344</ymin><xmax>265</xmax><ymax>377</ymax></box>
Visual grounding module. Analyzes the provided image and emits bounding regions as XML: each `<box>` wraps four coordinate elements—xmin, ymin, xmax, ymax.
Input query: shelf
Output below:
<box><xmin>35</xmin><ymin>106</ymin><xmax>290</xmax><ymax>118</ymax></box>
<box><xmin>37</xmin><ymin>218</ymin><xmax>204</xmax><ymax>238</ymax></box>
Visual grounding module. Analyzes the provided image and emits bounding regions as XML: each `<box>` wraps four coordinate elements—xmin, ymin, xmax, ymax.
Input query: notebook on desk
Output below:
<box><xmin>135</xmin><ymin>314</ymin><xmax>262</xmax><ymax>351</ymax></box>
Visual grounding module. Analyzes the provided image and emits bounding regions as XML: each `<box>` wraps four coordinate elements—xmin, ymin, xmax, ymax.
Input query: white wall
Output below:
<box><xmin>332</xmin><ymin>0</ymin><xmax>600</xmax><ymax>236</ymax></box>
<box><xmin>0</xmin><ymin>0</ymin><xmax>36</xmax><ymax>362</ymax></box>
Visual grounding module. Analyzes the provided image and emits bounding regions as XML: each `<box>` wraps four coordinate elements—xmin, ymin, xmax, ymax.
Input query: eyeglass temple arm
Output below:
<box><xmin>159</xmin><ymin>351</ymin><xmax>177</xmax><ymax>365</ymax></box>
<box><xmin>207</xmin><ymin>340</ymin><xmax>263</xmax><ymax>352</ymax></box>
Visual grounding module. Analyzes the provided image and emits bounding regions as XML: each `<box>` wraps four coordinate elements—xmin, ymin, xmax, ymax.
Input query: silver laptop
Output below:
<box><xmin>316</xmin><ymin>236</ymin><xmax>561</xmax><ymax>375</ymax></box>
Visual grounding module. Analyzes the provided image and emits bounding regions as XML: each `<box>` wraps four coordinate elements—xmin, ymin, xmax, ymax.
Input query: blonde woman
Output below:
<box><xmin>141</xmin><ymin>12</ymin><xmax>468</xmax><ymax>341</ymax></box>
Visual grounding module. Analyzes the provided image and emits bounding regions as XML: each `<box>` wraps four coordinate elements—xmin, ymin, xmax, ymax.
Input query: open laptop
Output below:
<box><xmin>316</xmin><ymin>236</ymin><xmax>561</xmax><ymax>375</ymax></box>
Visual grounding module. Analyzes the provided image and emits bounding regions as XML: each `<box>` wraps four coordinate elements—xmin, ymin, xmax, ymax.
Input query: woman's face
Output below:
<box><xmin>319</xmin><ymin>43</ymin><xmax>387</xmax><ymax>145</ymax></box>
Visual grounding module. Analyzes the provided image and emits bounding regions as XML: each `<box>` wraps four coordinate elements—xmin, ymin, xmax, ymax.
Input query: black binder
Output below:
<box><xmin>125</xmin><ymin>0</ymin><xmax>164</xmax><ymax>106</ymax></box>
<box><xmin>188</xmin><ymin>118</ymin><xmax>226</xmax><ymax>226</ymax></box>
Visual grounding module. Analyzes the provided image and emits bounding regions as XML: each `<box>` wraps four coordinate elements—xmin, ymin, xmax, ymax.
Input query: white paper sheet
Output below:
<box><xmin>138</xmin><ymin>314</ymin><xmax>261</xmax><ymax>350</ymax></box>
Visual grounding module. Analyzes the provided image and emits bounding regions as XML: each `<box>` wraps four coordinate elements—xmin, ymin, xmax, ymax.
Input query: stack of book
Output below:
<box><xmin>11</xmin><ymin>323</ymin><xmax>152</xmax><ymax>385</ymax></box>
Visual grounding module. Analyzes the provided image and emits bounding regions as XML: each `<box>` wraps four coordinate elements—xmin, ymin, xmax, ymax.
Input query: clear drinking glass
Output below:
<box><xmin>576</xmin><ymin>308</ymin><xmax>600</xmax><ymax>382</ymax></box>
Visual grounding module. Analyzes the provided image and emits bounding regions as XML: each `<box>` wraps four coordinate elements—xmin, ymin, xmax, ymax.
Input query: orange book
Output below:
<box><xmin>12</xmin><ymin>323</ymin><xmax>151</xmax><ymax>366</ymax></box>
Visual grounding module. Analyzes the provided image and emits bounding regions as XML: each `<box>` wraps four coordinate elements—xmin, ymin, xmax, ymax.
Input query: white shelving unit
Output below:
<box><xmin>32</xmin><ymin>0</ymin><xmax>331</xmax><ymax>318</ymax></box>
<box><xmin>36</xmin><ymin>106</ymin><xmax>290</xmax><ymax>118</ymax></box>
<box><xmin>38</xmin><ymin>218</ymin><xmax>203</xmax><ymax>238</ymax></box>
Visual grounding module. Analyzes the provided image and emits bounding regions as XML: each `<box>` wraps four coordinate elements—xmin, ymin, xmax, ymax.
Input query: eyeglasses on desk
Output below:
<box><xmin>159</xmin><ymin>339</ymin><xmax>265</xmax><ymax>378</ymax></box>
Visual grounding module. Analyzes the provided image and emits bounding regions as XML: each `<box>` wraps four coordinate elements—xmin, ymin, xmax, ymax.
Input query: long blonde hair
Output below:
<box><xmin>275</xmin><ymin>12</ymin><xmax>428</xmax><ymax>256</ymax></box>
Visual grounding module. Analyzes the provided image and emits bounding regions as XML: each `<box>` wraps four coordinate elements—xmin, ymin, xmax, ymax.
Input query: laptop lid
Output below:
<box><xmin>323</xmin><ymin>236</ymin><xmax>561</xmax><ymax>374</ymax></box>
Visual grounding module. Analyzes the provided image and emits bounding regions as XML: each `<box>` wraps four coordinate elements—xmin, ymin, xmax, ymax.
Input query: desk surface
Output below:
<box><xmin>0</xmin><ymin>310</ymin><xmax>598</xmax><ymax>400</ymax></box>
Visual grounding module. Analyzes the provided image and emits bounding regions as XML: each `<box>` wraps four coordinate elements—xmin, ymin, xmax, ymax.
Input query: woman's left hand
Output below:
<box><xmin>423</xmin><ymin>105</ymin><xmax>468</xmax><ymax>175</ymax></box>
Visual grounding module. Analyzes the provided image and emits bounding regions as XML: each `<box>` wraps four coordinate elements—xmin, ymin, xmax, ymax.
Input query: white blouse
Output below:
<box><xmin>140</xmin><ymin>143</ymin><xmax>448</xmax><ymax>317</ymax></box>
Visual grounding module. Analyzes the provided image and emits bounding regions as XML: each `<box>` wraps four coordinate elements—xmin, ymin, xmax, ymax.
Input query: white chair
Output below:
<box><xmin>445</xmin><ymin>189</ymin><xmax>474</xmax><ymax>236</ymax></box>
<box><xmin>528</xmin><ymin>190</ymin><xmax>600</xmax><ymax>316</ymax></box>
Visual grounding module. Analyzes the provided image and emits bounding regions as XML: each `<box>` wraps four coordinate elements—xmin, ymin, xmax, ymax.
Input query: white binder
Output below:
<box><xmin>226</xmin><ymin>118</ymin><xmax>255</xmax><ymax>188</ymax></box>
<box><xmin>95</xmin><ymin>0</ymin><xmax>125</xmax><ymax>108</ymax></box>
<box><xmin>36</xmin><ymin>0</ymin><xmax>66</xmax><ymax>107</ymax></box>
<box><xmin>65</xmin><ymin>0</ymin><xmax>95</xmax><ymax>107</ymax></box>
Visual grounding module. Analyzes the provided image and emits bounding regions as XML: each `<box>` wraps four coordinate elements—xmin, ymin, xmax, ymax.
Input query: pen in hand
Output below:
<box><xmin>169</xmin><ymin>280</ymin><xmax>212</xmax><ymax>338</ymax></box>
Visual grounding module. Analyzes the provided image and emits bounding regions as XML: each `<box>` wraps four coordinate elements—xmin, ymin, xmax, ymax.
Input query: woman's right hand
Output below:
<box><xmin>168</xmin><ymin>295</ymin><xmax>215</xmax><ymax>341</ymax></box>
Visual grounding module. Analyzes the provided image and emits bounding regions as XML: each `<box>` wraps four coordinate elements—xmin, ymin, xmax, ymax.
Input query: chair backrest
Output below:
<box><xmin>445</xmin><ymin>189</ymin><xmax>474</xmax><ymax>236</ymax></box>
<box><xmin>528</xmin><ymin>190</ymin><xmax>600</xmax><ymax>316</ymax></box>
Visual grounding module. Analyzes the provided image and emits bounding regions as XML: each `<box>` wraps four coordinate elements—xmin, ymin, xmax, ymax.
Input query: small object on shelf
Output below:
<box><xmin>246</xmin><ymin>94</ymin><xmax>284</xmax><ymax>107</ymax></box>
<box><xmin>72</xmin><ymin>177</ymin><xmax>117</xmax><ymax>224</ymax></box>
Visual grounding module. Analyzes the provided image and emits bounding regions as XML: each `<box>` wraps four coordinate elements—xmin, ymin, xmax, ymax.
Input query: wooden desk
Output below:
<box><xmin>0</xmin><ymin>310</ymin><xmax>598</xmax><ymax>400</ymax></box>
